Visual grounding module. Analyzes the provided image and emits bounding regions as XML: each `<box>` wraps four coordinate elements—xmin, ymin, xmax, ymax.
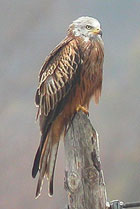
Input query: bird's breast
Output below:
<box><xmin>59</xmin><ymin>38</ymin><xmax>104</xmax><ymax>121</ymax></box>
<box><xmin>77</xmin><ymin>39</ymin><xmax>104</xmax><ymax>105</ymax></box>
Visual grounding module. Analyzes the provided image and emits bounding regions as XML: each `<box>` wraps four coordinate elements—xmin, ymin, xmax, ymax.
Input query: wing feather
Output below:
<box><xmin>36</xmin><ymin>38</ymin><xmax>81</xmax><ymax>122</ymax></box>
<box><xmin>32</xmin><ymin>37</ymin><xmax>81</xmax><ymax>179</ymax></box>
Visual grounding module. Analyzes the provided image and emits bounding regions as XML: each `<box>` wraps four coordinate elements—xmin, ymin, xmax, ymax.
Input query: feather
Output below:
<box><xmin>32</xmin><ymin>17</ymin><xmax>104</xmax><ymax>198</ymax></box>
<box><xmin>47</xmin><ymin>142</ymin><xmax>59</xmax><ymax>196</ymax></box>
<box><xmin>35</xmin><ymin>133</ymin><xmax>52</xmax><ymax>198</ymax></box>
<box><xmin>32</xmin><ymin>37</ymin><xmax>81</xmax><ymax>197</ymax></box>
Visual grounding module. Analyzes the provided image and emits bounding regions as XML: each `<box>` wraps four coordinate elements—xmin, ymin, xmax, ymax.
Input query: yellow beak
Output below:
<box><xmin>92</xmin><ymin>28</ymin><xmax>102</xmax><ymax>36</ymax></box>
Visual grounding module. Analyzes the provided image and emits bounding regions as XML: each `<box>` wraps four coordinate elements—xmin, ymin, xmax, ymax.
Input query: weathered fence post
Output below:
<box><xmin>64</xmin><ymin>111</ymin><xmax>107</xmax><ymax>209</ymax></box>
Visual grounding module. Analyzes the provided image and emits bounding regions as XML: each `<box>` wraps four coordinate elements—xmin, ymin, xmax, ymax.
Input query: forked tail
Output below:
<box><xmin>32</xmin><ymin>132</ymin><xmax>59</xmax><ymax>198</ymax></box>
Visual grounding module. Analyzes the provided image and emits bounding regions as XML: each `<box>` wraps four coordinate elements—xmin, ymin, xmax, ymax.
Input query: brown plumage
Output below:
<box><xmin>32</xmin><ymin>16</ymin><xmax>104</xmax><ymax>198</ymax></box>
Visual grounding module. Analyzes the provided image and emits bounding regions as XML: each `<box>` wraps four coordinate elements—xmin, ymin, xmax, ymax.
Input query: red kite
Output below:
<box><xmin>32</xmin><ymin>16</ymin><xmax>104</xmax><ymax>198</ymax></box>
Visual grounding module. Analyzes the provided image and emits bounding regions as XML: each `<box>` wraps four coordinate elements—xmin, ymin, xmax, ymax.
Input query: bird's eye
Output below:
<box><xmin>86</xmin><ymin>25</ymin><xmax>92</xmax><ymax>30</ymax></box>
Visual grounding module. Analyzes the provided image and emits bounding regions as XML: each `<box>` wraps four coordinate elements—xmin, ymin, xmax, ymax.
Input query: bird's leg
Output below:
<box><xmin>76</xmin><ymin>105</ymin><xmax>89</xmax><ymax>115</ymax></box>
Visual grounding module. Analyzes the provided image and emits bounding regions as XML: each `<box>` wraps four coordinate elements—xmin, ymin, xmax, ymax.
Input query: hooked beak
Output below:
<box><xmin>92</xmin><ymin>28</ymin><xmax>102</xmax><ymax>36</ymax></box>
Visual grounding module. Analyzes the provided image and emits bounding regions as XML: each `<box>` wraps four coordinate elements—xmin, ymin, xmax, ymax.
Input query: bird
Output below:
<box><xmin>32</xmin><ymin>16</ymin><xmax>104</xmax><ymax>198</ymax></box>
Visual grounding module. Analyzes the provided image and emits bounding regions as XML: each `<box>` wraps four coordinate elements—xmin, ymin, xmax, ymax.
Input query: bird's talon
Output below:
<box><xmin>76</xmin><ymin>105</ymin><xmax>89</xmax><ymax>115</ymax></box>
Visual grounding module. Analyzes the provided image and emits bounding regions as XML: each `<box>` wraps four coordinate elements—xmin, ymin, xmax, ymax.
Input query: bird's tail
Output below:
<box><xmin>35</xmin><ymin>132</ymin><xmax>59</xmax><ymax>198</ymax></box>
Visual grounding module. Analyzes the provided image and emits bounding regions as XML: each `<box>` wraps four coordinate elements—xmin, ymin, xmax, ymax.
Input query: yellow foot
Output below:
<box><xmin>76</xmin><ymin>105</ymin><xmax>89</xmax><ymax>115</ymax></box>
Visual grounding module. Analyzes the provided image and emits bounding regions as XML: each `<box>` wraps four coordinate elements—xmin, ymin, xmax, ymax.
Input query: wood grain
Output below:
<box><xmin>64</xmin><ymin>111</ymin><xmax>107</xmax><ymax>209</ymax></box>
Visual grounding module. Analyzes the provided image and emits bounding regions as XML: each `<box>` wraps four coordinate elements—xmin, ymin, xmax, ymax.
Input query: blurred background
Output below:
<box><xmin>1</xmin><ymin>0</ymin><xmax>140</xmax><ymax>208</ymax></box>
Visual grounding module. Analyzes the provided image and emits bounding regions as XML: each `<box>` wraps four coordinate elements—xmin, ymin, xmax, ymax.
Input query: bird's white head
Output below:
<box><xmin>69</xmin><ymin>16</ymin><xmax>102</xmax><ymax>42</ymax></box>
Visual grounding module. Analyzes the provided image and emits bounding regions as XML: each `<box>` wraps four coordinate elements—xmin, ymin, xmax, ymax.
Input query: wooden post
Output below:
<box><xmin>64</xmin><ymin>111</ymin><xmax>107</xmax><ymax>209</ymax></box>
